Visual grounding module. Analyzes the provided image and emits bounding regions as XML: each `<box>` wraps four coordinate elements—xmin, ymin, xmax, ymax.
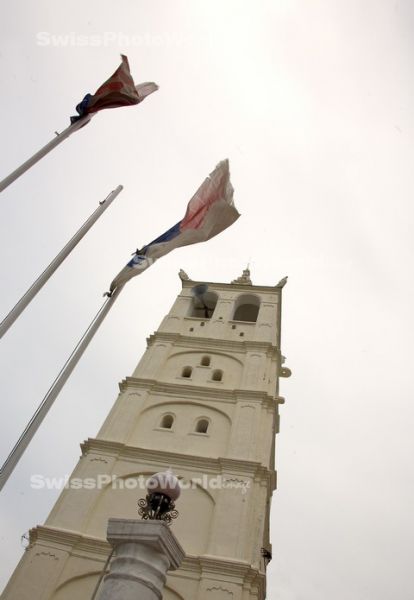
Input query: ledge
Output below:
<box><xmin>181</xmin><ymin>278</ymin><xmax>284</xmax><ymax>294</ymax></box>
<box><xmin>80</xmin><ymin>438</ymin><xmax>276</xmax><ymax>487</ymax></box>
<box><xmin>28</xmin><ymin>526</ymin><xmax>265</xmax><ymax>597</ymax></box>
<box><xmin>118</xmin><ymin>377</ymin><xmax>285</xmax><ymax>406</ymax></box>
<box><xmin>29</xmin><ymin>525</ymin><xmax>110</xmax><ymax>556</ymax></box>
<box><xmin>146</xmin><ymin>332</ymin><xmax>280</xmax><ymax>356</ymax></box>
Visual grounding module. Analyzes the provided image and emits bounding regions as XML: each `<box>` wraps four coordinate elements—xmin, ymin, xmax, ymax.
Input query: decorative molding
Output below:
<box><xmin>118</xmin><ymin>377</ymin><xmax>285</xmax><ymax>406</ymax></box>
<box><xmin>146</xmin><ymin>332</ymin><xmax>280</xmax><ymax>356</ymax></box>
<box><xmin>206</xmin><ymin>585</ymin><xmax>233</xmax><ymax>597</ymax></box>
<box><xmin>28</xmin><ymin>527</ymin><xmax>265</xmax><ymax>597</ymax></box>
<box><xmin>180</xmin><ymin>278</ymin><xmax>283</xmax><ymax>295</ymax></box>
<box><xmin>29</xmin><ymin>526</ymin><xmax>111</xmax><ymax>557</ymax></box>
<box><xmin>34</xmin><ymin>551</ymin><xmax>59</xmax><ymax>561</ymax></box>
<box><xmin>223</xmin><ymin>477</ymin><xmax>246</xmax><ymax>485</ymax></box>
<box><xmin>80</xmin><ymin>438</ymin><xmax>276</xmax><ymax>487</ymax></box>
<box><xmin>168</xmin><ymin>348</ymin><xmax>244</xmax><ymax>367</ymax></box>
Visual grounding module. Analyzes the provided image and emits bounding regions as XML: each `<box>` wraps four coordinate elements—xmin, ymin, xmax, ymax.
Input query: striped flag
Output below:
<box><xmin>71</xmin><ymin>55</ymin><xmax>158</xmax><ymax>123</ymax></box>
<box><xmin>108</xmin><ymin>160</ymin><xmax>239</xmax><ymax>293</ymax></box>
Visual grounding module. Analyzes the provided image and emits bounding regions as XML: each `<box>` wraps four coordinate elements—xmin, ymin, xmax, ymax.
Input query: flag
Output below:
<box><xmin>108</xmin><ymin>159</ymin><xmax>240</xmax><ymax>294</ymax></box>
<box><xmin>71</xmin><ymin>55</ymin><xmax>158</xmax><ymax>123</ymax></box>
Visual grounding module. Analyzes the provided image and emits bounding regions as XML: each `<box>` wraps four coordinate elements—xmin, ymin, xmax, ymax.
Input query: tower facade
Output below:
<box><xmin>2</xmin><ymin>270</ymin><xmax>289</xmax><ymax>600</ymax></box>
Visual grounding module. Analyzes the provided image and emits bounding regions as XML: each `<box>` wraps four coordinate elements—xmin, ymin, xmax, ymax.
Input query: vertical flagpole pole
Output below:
<box><xmin>0</xmin><ymin>185</ymin><xmax>123</xmax><ymax>340</ymax></box>
<box><xmin>0</xmin><ymin>284</ymin><xmax>124</xmax><ymax>492</ymax></box>
<box><xmin>0</xmin><ymin>115</ymin><xmax>92</xmax><ymax>193</ymax></box>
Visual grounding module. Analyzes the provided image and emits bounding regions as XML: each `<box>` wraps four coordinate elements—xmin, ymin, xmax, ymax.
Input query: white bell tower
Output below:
<box><xmin>2</xmin><ymin>269</ymin><xmax>290</xmax><ymax>600</ymax></box>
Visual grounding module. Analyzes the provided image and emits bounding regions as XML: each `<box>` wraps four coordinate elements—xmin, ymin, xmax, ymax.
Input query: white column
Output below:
<box><xmin>98</xmin><ymin>519</ymin><xmax>185</xmax><ymax>600</ymax></box>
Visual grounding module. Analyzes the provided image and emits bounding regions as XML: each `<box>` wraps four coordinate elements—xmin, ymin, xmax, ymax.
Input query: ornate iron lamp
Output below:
<box><xmin>138</xmin><ymin>469</ymin><xmax>180</xmax><ymax>525</ymax></box>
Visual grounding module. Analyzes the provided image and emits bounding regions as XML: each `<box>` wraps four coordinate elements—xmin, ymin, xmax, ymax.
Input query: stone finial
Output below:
<box><xmin>231</xmin><ymin>267</ymin><xmax>252</xmax><ymax>285</ymax></box>
<box><xmin>276</xmin><ymin>276</ymin><xmax>288</xmax><ymax>288</ymax></box>
<box><xmin>178</xmin><ymin>269</ymin><xmax>190</xmax><ymax>281</ymax></box>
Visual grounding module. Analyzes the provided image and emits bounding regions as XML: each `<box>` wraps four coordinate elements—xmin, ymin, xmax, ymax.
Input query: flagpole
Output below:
<box><xmin>0</xmin><ymin>184</ymin><xmax>123</xmax><ymax>340</ymax></box>
<box><xmin>0</xmin><ymin>115</ymin><xmax>92</xmax><ymax>193</ymax></box>
<box><xmin>0</xmin><ymin>284</ymin><xmax>124</xmax><ymax>492</ymax></box>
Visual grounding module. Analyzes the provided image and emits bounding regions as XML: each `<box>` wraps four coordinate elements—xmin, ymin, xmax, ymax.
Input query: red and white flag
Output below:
<box><xmin>109</xmin><ymin>160</ymin><xmax>240</xmax><ymax>293</ymax></box>
<box><xmin>71</xmin><ymin>55</ymin><xmax>158</xmax><ymax>123</ymax></box>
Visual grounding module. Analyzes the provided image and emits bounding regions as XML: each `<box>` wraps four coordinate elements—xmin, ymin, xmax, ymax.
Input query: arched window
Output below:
<box><xmin>181</xmin><ymin>366</ymin><xmax>192</xmax><ymax>378</ymax></box>
<box><xmin>189</xmin><ymin>291</ymin><xmax>218</xmax><ymax>319</ymax></box>
<box><xmin>201</xmin><ymin>355</ymin><xmax>211</xmax><ymax>367</ymax></box>
<box><xmin>195</xmin><ymin>419</ymin><xmax>209</xmax><ymax>434</ymax></box>
<box><xmin>233</xmin><ymin>294</ymin><xmax>260</xmax><ymax>322</ymax></box>
<box><xmin>212</xmin><ymin>369</ymin><xmax>223</xmax><ymax>382</ymax></box>
<box><xmin>160</xmin><ymin>414</ymin><xmax>174</xmax><ymax>429</ymax></box>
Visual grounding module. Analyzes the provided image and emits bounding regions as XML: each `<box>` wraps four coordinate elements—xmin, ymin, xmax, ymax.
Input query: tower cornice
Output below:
<box><xmin>81</xmin><ymin>438</ymin><xmax>277</xmax><ymax>489</ymax></box>
<box><xmin>180</xmin><ymin>554</ymin><xmax>266</xmax><ymax>597</ymax></box>
<box><xmin>181</xmin><ymin>278</ymin><xmax>284</xmax><ymax>295</ymax></box>
<box><xmin>118</xmin><ymin>376</ymin><xmax>285</xmax><ymax>405</ymax></box>
<box><xmin>28</xmin><ymin>526</ymin><xmax>265</xmax><ymax>598</ymax></box>
<box><xmin>146</xmin><ymin>332</ymin><xmax>281</xmax><ymax>357</ymax></box>
<box><xmin>29</xmin><ymin>525</ymin><xmax>110</xmax><ymax>556</ymax></box>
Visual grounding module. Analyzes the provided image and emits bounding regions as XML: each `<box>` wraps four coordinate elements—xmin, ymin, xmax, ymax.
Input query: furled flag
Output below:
<box><xmin>108</xmin><ymin>159</ymin><xmax>240</xmax><ymax>294</ymax></box>
<box><xmin>70</xmin><ymin>55</ymin><xmax>158</xmax><ymax>123</ymax></box>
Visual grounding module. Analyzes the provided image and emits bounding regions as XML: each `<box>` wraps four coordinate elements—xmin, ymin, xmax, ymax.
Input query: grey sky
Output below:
<box><xmin>1</xmin><ymin>1</ymin><xmax>414</xmax><ymax>597</ymax></box>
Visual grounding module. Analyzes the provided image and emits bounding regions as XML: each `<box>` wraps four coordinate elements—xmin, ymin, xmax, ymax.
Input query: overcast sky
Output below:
<box><xmin>1</xmin><ymin>1</ymin><xmax>414</xmax><ymax>598</ymax></box>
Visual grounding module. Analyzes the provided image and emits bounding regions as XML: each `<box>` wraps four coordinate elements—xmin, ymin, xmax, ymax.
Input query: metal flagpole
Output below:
<box><xmin>0</xmin><ymin>115</ymin><xmax>92</xmax><ymax>193</ymax></box>
<box><xmin>0</xmin><ymin>283</ymin><xmax>124</xmax><ymax>492</ymax></box>
<box><xmin>0</xmin><ymin>184</ymin><xmax>123</xmax><ymax>340</ymax></box>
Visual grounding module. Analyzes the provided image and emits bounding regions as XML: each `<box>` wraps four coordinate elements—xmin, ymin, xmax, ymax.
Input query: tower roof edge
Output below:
<box><xmin>178</xmin><ymin>270</ymin><xmax>288</xmax><ymax>293</ymax></box>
